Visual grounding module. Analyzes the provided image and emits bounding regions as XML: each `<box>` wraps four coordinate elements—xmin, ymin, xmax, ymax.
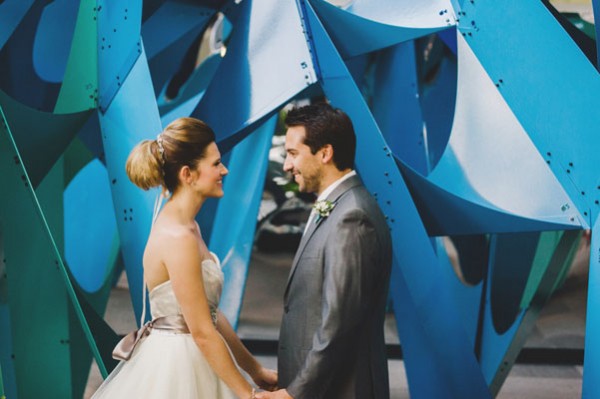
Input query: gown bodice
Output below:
<box><xmin>149</xmin><ymin>253</ymin><xmax>224</xmax><ymax>319</ymax></box>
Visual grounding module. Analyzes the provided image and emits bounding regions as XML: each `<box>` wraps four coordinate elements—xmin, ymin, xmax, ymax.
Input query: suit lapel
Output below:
<box><xmin>284</xmin><ymin>175</ymin><xmax>362</xmax><ymax>301</ymax></box>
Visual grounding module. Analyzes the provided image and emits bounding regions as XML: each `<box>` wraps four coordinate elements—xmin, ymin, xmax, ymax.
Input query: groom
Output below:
<box><xmin>259</xmin><ymin>103</ymin><xmax>392</xmax><ymax>399</ymax></box>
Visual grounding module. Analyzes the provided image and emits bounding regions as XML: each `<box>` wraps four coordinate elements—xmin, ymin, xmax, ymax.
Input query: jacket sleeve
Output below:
<box><xmin>287</xmin><ymin>209</ymin><xmax>380</xmax><ymax>399</ymax></box>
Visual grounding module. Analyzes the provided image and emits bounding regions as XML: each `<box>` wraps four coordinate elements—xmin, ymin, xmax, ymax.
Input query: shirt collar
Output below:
<box><xmin>316</xmin><ymin>170</ymin><xmax>356</xmax><ymax>202</ymax></box>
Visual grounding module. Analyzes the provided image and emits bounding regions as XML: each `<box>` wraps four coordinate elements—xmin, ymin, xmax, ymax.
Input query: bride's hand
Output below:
<box><xmin>251</xmin><ymin>367</ymin><xmax>278</xmax><ymax>391</ymax></box>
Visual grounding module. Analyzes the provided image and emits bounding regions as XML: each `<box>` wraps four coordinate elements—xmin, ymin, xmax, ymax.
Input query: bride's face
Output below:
<box><xmin>192</xmin><ymin>142</ymin><xmax>228</xmax><ymax>198</ymax></box>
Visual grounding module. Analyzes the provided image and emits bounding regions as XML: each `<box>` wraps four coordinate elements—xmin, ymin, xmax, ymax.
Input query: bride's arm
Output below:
<box><xmin>165</xmin><ymin>233</ymin><xmax>254</xmax><ymax>399</ymax></box>
<box><xmin>216</xmin><ymin>311</ymin><xmax>278</xmax><ymax>391</ymax></box>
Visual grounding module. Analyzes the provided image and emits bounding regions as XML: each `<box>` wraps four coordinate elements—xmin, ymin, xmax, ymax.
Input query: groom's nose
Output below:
<box><xmin>283</xmin><ymin>156</ymin><xmax>292</xmax><ymax>172</ymax></box>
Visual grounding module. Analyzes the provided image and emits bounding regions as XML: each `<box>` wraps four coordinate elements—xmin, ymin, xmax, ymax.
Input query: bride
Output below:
<box><xmin>93</xmin><ymin>117</ymin><xmax>277</xmax><ymax>398</ymax></box>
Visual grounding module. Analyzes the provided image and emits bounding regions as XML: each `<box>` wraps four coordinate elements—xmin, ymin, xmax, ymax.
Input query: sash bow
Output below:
<box><xmin>112</xmin><ymin>314</ymin><xmax>190</xmax><ymax>361</ymax></box>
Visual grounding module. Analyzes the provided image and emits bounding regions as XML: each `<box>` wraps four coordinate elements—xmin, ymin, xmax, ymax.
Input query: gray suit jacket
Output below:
<box><xmin>278</xmin><ymin>175</ymin><xmax>392</xmax><ymax>399</ymax></box>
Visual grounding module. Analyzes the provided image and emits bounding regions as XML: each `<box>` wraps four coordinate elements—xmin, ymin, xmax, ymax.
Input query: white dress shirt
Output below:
<box><xmin>304</xmin><ymin>170</ymin><xmax>356</xmax><ymax>234</ymax></box>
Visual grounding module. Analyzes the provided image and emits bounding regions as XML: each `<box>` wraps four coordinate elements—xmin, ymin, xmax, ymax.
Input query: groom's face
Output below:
<box><xmin>284</xmin><ymin>126</ymin><xmax>323</xmax><ymax>194</ymax></box>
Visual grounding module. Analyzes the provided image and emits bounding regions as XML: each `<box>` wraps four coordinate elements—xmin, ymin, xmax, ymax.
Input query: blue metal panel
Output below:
<box><xmin>584</xmin><ymin>218</ymin><xmax>600</xmax><ymax>397</ymax></box>
<box><xmin>0</xmin><ymin>3</ymin><xmax>61</xmax><ymax>111</ymax></box>
<box><xmin>96</xmin><ymin>0</ymin><xmax>143</xmax><ymax>113</ymax></box>
<box><xmin>32</xmin><ymin>0</ymin><xmax>78</xmax><ymax>83</ymax></box>
<box><xmin>193</xmin><ymin>0</ymin><xmax>317</xmax><ymax>152</ymax></box>
<box><xmin>301</xmin><ymin>1</ymin><xmax>491</xmax><ymax>396</ymax></box>
<box><xmin>77</xmin><ymin>112</ymin><xmax>105</xmax><ymax>161</ymax></box>
<box><xmin>438</xmin><ymin>27</ymin><xmax>457</xmax><ymax>54</ymax></box>
<box><xmin>0</xmin><ymin>90</ymin><xmax>91</xmax><ymax>188</ymax></box>
<box><xmin>64</xmin><ymin>159</ymin><xmax>118</xmax><ymax>293</ymax></box>
<box><xmin>595</xmin><ymin>0</ymin><xmax>600</xmax><ymax>70</ymax></box>
<box><xmin>435</xmin><ymin>237</ymin><xmax>483</xmax><ymax>347</ymax></box>
<box><xmin>147</xmin><ymin>24</ymin><xmax>205</xmax><ymax>100</ymax></box>
<box><xmin>143</xmin><ymin>2</ymin><xmax>214</xmax><ymax>98</ymax></box>
<box><xmin>210</xmin><ymin>116</ymin><xmax>276</xmax><ymax>328</ymax></box>
<box><xmin>419</xmin><ymin>51</ymin><xmax>456</xmax><ymax>171</ymax></box>
<box><xmin>398</xmin><ymin>161</ymin><xmax>580</xmax><ymax>236</ymax></box>
<box><xmin>424</xmin><ymin>32</ymin><xmax>583</xmax><ymax>233</ymax></box>
<box><xmin>142</xmin><ymin>2</ymin><xmax>214</xmax><ymax>60</ymax></box>
<box><xmin>489</xmin><ymin>233</ymin><xmax>541</xmax><ymax>334</ymax></box>
<box><xmin>309</xmin><ymin>0</ymin><xmax>455</xmax><ymax>58</ymax></box>
<box><xmin>458</xmin><ymin>0</ymin><xmax>600</xmax><ymax>228</ymax></box>
<box><xmin>0</xmin><ymin>0</ymin><xmax>34</xmax><ymax>51</ymax></box>
<box><xmin>159</xmin><ymin>54</ymin><xmax>222</xmax><ymax>122</ymax></box>
<box><xmin>98</xmin><ymin>45</ymin><xmax>162</xmax><ymax>323</ymax></box>
<box><xmin>388</xmin><ymin>260</ymin><xmax>450</xmax><ymax>399</ymax></box>
<box><xmin>372</xmin><ymin>41</ymin><xmax>428</xmax><ymax>175</ymax></box>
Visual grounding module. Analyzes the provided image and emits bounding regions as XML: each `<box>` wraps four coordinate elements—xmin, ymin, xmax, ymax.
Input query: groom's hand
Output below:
<box><xmin>251</xmin><ymin>367</ymin><xmax>278</xmax><ymax>391</ymax></box>
<box><xmin>255</xmin><ymin>388</ymin><xmax>293</xmax><ymax>399</ymax></box>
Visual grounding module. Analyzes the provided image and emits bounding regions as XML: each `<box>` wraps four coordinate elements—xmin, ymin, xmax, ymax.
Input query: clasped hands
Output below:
<box><xmin>255</xmin><ymin>389</ymin><xmax>293</xmax><ymax>399</ymax></box>
<box><xmin>249</xmin><ymin>367</ymin><xmax>292</xmax><ymax>399</ymax></box>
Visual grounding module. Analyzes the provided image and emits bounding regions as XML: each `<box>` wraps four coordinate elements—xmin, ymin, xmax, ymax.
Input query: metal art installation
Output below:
<box><xmin>0</xmin><ymin>0</ymin><xmax>598</xmax><ymax>397</ymax></box>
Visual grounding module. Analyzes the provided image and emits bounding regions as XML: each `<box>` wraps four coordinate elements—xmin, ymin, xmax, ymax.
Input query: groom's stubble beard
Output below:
<box><xmin>298</xmin><ymin>167</ymin><xmax>322</xmax><ymax>194</ymax></box>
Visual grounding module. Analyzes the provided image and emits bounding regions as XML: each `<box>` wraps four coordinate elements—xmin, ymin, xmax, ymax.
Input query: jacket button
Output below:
<box><xmin>284</xmin><ymin>305</ymin><xmax>289</xmax><ymax>313</ymax></box>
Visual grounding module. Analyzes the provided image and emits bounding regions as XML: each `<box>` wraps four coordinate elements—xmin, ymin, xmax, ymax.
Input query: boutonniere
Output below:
<box><xmin>313</xmin><ymin>200</ymin><xmax>336</xmax><ymax>223</ymax></box>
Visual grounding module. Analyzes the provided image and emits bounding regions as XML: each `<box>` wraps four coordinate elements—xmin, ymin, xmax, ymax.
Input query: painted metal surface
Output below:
<box><xmin>211</xmin><ymin>116</ymin><xmax>277</xmax><ymax>328</ymax></box>
<box><xmin>0</xmin><ymin>106</ymin><xmax>105</xmax><ymax>397</ymax></box>
<box><xmin>193</xmin><ymin>0</ymin><xmax>317</xmax><ymax>151</ymax></box>
<box><xmin>0</xmin><ymin>0</ymin><xmax>34</xmax><ymax>51</ymax></box>
<box><xmin>97</xmin><ymin>45</ymin><xmax>162</xmax><ymax>324</ymax></box>
<box><xmin>457</xmin><ymin>0</ymin><xmax>599</xmax><ymax>229</ymax></box>
<box><xmin>309</xmin><ymin>0</ymin><xmax>455</xmax><ymax>58</ymax></box>
<box><xmin>0</xmin><ymin>0</ymin><xmax>597</xmax><ymax>397</ymax></box>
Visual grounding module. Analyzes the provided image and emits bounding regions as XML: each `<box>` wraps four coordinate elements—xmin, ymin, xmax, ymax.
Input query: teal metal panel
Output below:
<box><xmin>0</xmin><ymin>234</ymin><xmax>15</xmax><ymax>399</ymax></box>
<box><xmin>480</xmin><ymin>231</ymin><xmax>581</xmax><ymax>394</ymax></box>
<box><xmin>0</xmin><ymin>90</ymin><xmax>91</xmax><ymax>188</ymax></box>
<box><xmin>0</xmin><ymin>107</ymin><xmax>105</xmax><ymax>397</ymax></box>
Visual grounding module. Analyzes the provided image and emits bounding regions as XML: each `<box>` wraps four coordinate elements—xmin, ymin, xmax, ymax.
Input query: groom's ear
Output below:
<box><xmin>320</xmin><ymin>144</ymin><xmax>334</xmax><ymax>164</ymax></box>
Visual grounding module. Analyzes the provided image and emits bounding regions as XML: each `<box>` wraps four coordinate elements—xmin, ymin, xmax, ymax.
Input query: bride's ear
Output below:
<box><xmin>179</xmin><ymin>165</ymin><xmax>194</xmax><ymax>185</ymax></box>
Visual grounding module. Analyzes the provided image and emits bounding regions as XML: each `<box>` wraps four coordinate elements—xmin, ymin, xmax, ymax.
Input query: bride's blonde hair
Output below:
<box><xmin>125</xmin><ymin>117</ymin><xmax>216</xmax><ymax>193</ymax></box>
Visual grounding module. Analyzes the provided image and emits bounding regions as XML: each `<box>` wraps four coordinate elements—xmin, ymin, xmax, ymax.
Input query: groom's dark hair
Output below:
<box><xmin>285</xmin><ymin>101</ymin><xmax>356</xmax><ymax>171</ymax></box>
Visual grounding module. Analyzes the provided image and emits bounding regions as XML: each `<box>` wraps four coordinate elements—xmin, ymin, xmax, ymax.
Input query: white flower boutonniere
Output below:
<box><xmin>313</xmin><ymin>200</ymin><xmax>336</xmax><ymax>223</ymax></box>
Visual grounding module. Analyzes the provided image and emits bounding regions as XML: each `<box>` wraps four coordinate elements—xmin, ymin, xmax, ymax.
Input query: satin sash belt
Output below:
<box><xmin>112</xmin><ymin>314</ymin><xmax>190</xmax><ymax>361</ymax></box>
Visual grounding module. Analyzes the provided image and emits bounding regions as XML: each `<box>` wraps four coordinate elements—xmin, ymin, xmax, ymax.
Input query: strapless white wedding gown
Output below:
<box><xmin>92</xmin><ymin>254</ymin><xmax>237</xmax><ymax>398</ymax></box>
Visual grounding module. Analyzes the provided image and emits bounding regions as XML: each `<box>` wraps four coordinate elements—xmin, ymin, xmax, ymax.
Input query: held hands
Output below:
<box><xmin>251</xmin><ymin>367</ymin><xmax>278</xmax><ymax>392</ymax></box>
<box><xmin>255</xmin><ymin>389</ymin><xmax>293</xmax><ymax>399</ymax></box>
